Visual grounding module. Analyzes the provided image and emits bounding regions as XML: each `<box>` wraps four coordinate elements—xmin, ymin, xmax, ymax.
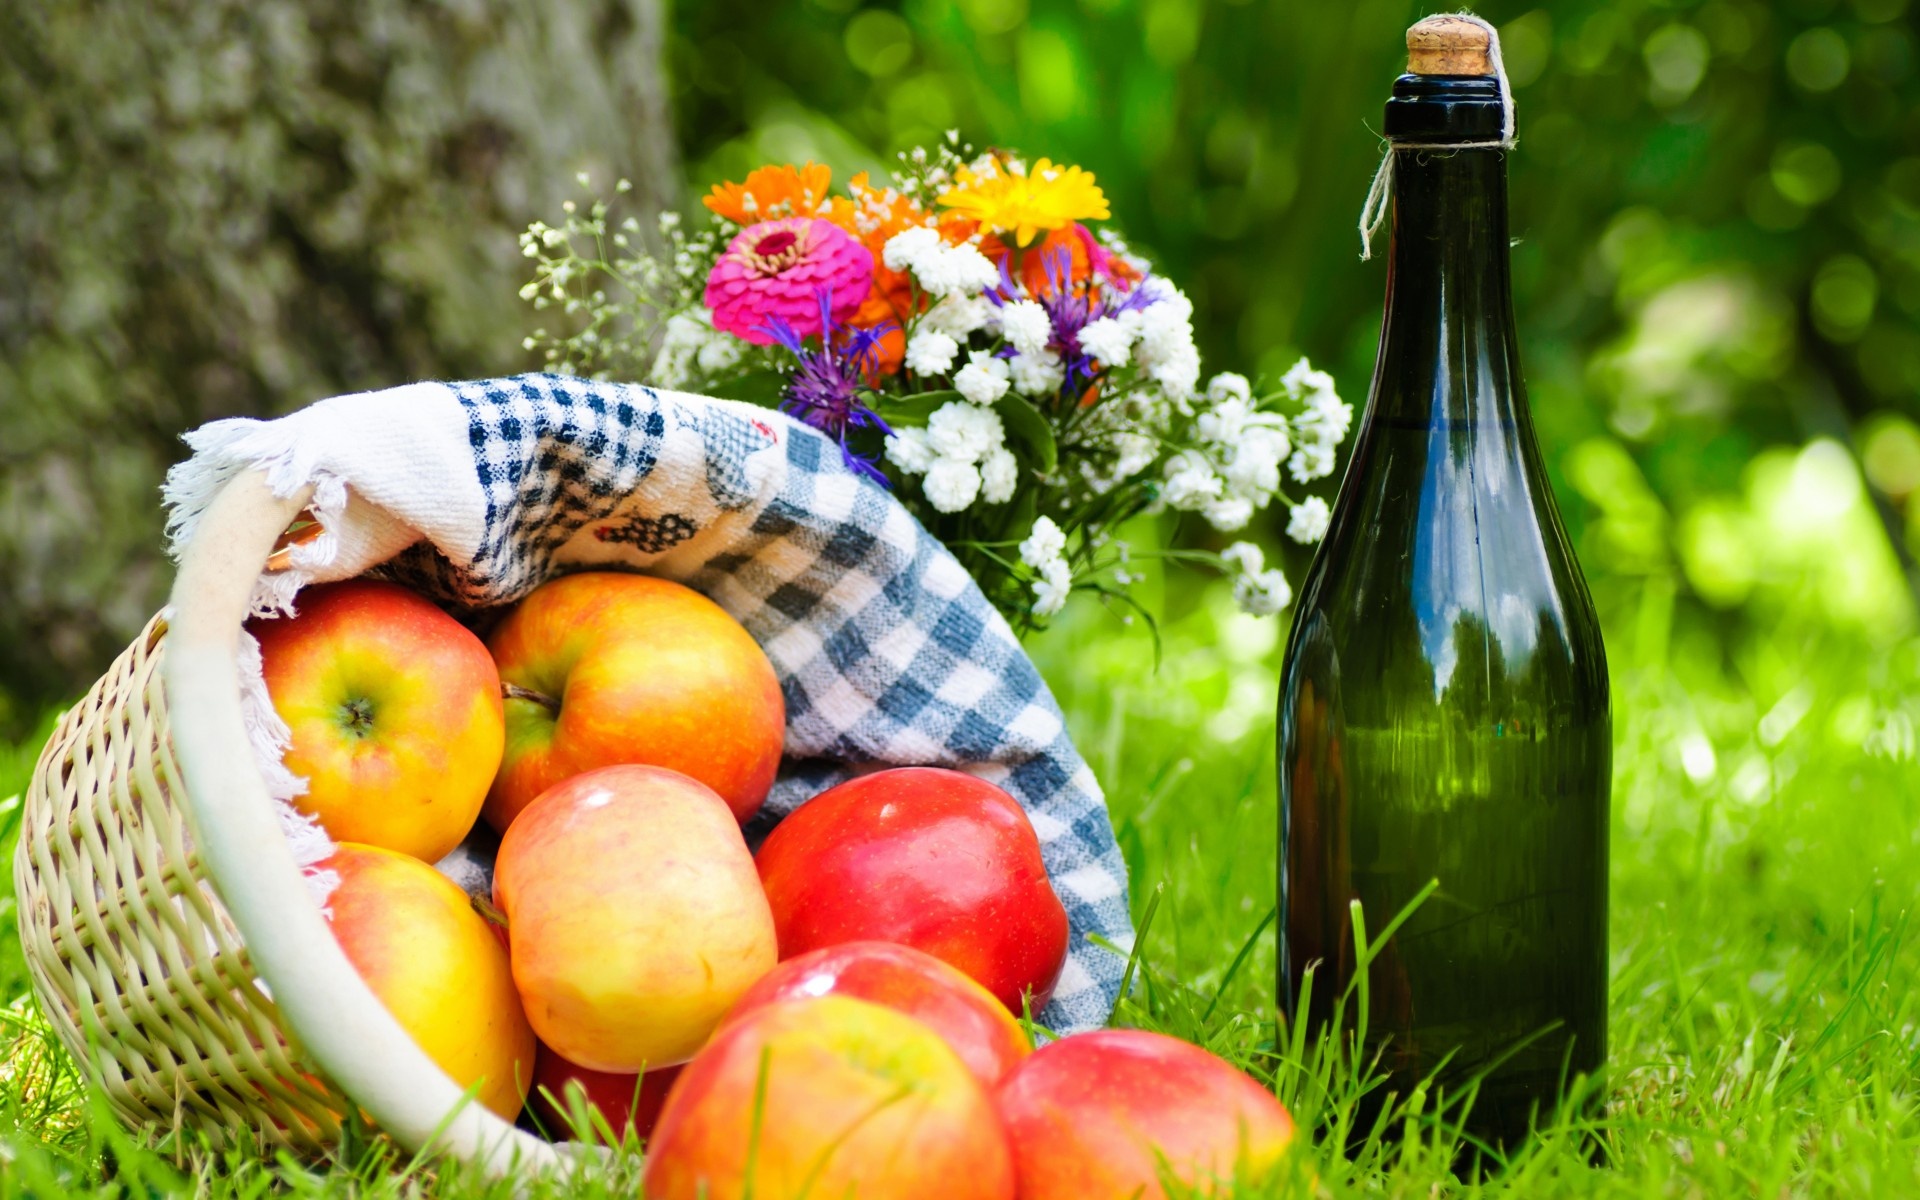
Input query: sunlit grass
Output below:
<box><xmin>4</xmin><ymin>574</ymin><xmax>1919</xmax><ymax>1196</ymax></box>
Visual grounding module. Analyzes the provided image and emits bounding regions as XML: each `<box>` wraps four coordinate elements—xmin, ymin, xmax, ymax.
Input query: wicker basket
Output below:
<box><xmin>13</xmin><ymin>470</ymin><xmax>567</xmax><ymax>1175</ymax></box>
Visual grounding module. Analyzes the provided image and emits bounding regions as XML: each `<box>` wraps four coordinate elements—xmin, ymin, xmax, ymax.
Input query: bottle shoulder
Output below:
<box><xmin>1282</xmin><ymin>412</ymin><xmax>1608</xmax><ymax>720</ymax></box>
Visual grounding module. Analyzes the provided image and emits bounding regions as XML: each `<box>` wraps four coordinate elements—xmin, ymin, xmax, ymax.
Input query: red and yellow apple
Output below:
<box><xmin>252</xmin><ymin>580</ymin><xmax>503</xmax><ymax>863</ymax></box>
<box><xmin>483</xmin><ymin>572</ymin><xmax>783</xmax><ymax>832</ymax></box>
<box><xmin>320</xmin><ymin>842</ymin><xmax>535</xmax><ymax>1120</ymax></box>
<box><xmin>993</xmin><ymin>1029</ymin><xmax>1296</xmax><ymax>1200</ymax></box>
<box><xmin>528</xmin><ymin>1045</ymin><xmax>681</xmax><ymax>1143</ymax></box>
<box><xmin>755</xmin><ymin>767</ymin><xmax>1069</xmax><ymax>1014</ymax></box>
<box><xmin>720</xmin><ymin>941</ymin><xmax>1031</xmax><ymax>1086</ymax></box>
<box><xmin>642</xmin><ymin>996</ymin><xmax>1015</xmax><ymax>1200</ymax></box>
<box><xmin>492</xmin><ymin>764</ymin><xmax>777</xmax><ymax>1072</ymax></box>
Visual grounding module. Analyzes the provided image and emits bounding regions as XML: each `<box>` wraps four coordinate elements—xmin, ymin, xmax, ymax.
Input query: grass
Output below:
<box><xmin>2</xmin><ymin>574</ymin><xmax>1918</xmax><ymax>1197</ymax></box>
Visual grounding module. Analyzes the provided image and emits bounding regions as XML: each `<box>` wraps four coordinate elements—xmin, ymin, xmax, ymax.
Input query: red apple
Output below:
<box><xmin>528</xmin><ymin>1045</ymin><xmax>681</xmax><ymax>1144</ymax></box>
<box><xmin>642</xmin><ymin>996</ymin><xmax>1015</xmax><ymax>1200</ymax></box>
<box><xmin>483</xmin><ymin>572</ymin><xmax>783</xmax><ymax>831</ymax></box>
<box><xmin>493</xmin><ymin>764</ymin><xmax>777</xmax><ymax>1073</ymax></box>
<box><xmin>321</xmin><ymin>843</ymin><xmax>535</xmax><ymax>1120</ymax></box>
<box><xmin>252</xmin><ymin>580</ymin><xmax>503</xmax><ymax>863</ymax></box>
<box><xmin>993</xmin><ymin>1029</ymin><xmax>1296</xmax><ymax>1200</ymax></box>
<box><xmin>720</xmin><ymin>941</ymin><xmax>1031</xmax><ymax>1086</ymax></box>
<box><xmin>755</xmin><ymin>767</ymin><xmax>1068</xmax><ymax>1014</ymax></box>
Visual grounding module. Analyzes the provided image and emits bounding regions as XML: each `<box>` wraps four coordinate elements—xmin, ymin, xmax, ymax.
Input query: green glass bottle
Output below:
<box><xmin>1277</xmin><ymin>20</ymin><xmax>1610</xmax><ymax>1148</ymax></box>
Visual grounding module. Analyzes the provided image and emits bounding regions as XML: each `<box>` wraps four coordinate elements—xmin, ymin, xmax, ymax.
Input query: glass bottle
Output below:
<box><xmin>1277</xmin><ymin>22</ymin><xmax>1610</xmax><ymax>1149</ymax></box>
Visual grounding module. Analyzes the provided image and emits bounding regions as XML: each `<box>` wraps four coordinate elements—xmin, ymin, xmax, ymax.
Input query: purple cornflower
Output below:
<box><xmin>761</xmin><ymin>289</ymin><xmax>895</xmax><ymax>486</ymax></box>
<box><xmin>985</xmin><ymin>248</ymin><xmax>1159</xmax><ymax>401</ymax></box>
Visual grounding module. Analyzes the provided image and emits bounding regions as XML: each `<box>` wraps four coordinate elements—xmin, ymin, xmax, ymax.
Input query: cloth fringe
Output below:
<box><xmin>162</xmin><ymin>418</ymin><xmax>350</xmax><ymax>617</ymax></box>
<box><xmin>161</xmin><ymin>429</ymin><xmax>344</xmax><ymax>907</ymax></box>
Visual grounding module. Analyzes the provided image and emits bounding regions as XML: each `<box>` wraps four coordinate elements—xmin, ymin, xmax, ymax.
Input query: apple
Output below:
<box><xmin>483</xmin><ymin>572</ymin><xmax>783</xmax><ymax>831</ymax></box>
<box><xmin>252</xmin><ymin>580</ymin><xmax>504</xmax><ymax>863</ymax></box>
<box><xmin>720</xmin><ymin>941</ymin><xmax>1031</xmax><ymax>1086</ymax></box>
<box><xmin>642</xmin><ymin>996</ymin><xmax>1015</xmax><ymax>1200</ymax></box>
<box><xmin>755</xmin><ymin>767</ymin><xmax>1069</xmax><ymax>1014</ymax></box>
<box><xmin>492</xmin><ymin>764</ymin><xmax>777</xmax><ymax>1072</ymax></box>
<box><xmin>320</xmin><ymin>842</ymin><xmax>535</xmax><ymax>1120</ymax></box>
<box><xmin>993</xmin><ymin>1029</ymin><xmax>1296</xmax><ymax>1200</ymax></box>
<box><xmin>528</xmin><ymin>1045</ymin><xmax>681</xmax><ymax>1144</ymax></box>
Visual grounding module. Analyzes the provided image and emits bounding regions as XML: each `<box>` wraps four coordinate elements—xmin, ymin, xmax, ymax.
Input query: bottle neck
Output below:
<box><xmin>1372</xmin><ymin>147</ymin><xmax>1522</xmax><ymax>426</ymax></box>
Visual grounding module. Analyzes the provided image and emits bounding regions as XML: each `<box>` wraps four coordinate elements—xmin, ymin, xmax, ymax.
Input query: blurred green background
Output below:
<box><xmin>7</xmin><ymin>6</ymin><xmax>1920</xmax><ymax>1189</ymax></box>
<box><xmin>6</xmin><ymin>0</ymin><xmax>1919</xmax><ymax>720</ymax></box>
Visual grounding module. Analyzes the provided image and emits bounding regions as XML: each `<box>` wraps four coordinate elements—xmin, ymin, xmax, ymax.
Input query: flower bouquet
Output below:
<box><xmin>517</xmin><ymin>137</ymin><xmax>1351</xmax><ymax>630</ymax></box>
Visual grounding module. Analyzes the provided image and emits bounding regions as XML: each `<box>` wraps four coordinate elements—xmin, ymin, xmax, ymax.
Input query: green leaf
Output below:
<box><xmin>872</xmin><ymin>390</ymin><xmax>962</xmax><ymax>428</ymax></box>
<box><xmin>704</xmin><ymin>370</ymin><xmax>789</xmax><ymax>408</ymax></box>
<box><xmin>994</xmin><ymin>395</ymin><xmax>1058</xmax><ymax>473</ymax></box>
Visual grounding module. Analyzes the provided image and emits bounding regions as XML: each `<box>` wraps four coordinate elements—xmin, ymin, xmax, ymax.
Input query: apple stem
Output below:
<box><xmin>501</xmin><ymin>682</ymin><xmax>560</xmax><ymax>714</ymax></box>
<box><xmin>471</xmin><ymin>893</ymin><xmax>510</xmax><ymax>931</ymax></box>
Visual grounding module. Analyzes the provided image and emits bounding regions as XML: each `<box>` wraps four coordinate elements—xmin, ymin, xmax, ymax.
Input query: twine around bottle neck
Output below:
<box><xmin>1357</xmin><ymin>12</ymin><xmax>1516</xmax><ymax>262</ymax></box>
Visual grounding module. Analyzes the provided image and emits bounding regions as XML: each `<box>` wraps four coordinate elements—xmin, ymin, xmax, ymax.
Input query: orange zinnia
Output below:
<box><xmin>704</xmin><ymin>163</ymin><xmax>834</xmax><ymax>223</ymax></box>
<box><xmin>981</xmin><ymin>223</ymin><xmax>1140</xmax><ymax>299</ymax></box>
<box><xmin>822</xmin><ymin>173</ymin><xmax>957</xmax><ymax>374</ymax></box>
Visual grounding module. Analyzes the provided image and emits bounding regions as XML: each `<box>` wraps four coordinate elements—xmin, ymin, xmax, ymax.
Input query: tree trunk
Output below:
<box><xmin>0</xmin><ymin>0</ymin><xmax>681</xmax><ymax>724</ymax></box>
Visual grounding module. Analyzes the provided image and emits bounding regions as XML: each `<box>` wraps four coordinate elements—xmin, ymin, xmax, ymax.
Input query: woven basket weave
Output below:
<box><xmin>13</xmin><ymin>612</ymin><xmax>352</xmax><ymax>1151</ymax></box>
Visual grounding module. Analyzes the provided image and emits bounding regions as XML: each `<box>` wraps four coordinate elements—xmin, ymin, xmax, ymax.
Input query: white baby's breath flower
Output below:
<box><xmin>886</xmin><ymin>427</ymin><xmax>936</xmax><ymax>474</ymax></box>
<box><xmin>1288</xmin><ymin>441</ymin><xmax>1337</xmax><ymax>484</ymax></box>
<box><xmin>980</xmin><ymin>446</ymin><xmax>1019</xmax><ymax>503</ymax></box>
<box><xmin>1221</xmin><ymin>541</ymin><xmax>1266</xmax><ymax>575</ymax></box>
<box><xmin>906</xmin><ymin>329</ymin><xmax>960</xmax><ymax>376</ymax></box>
<box><xmin>954</xmin><ymin>350</ymin><xmax>1012</xmax><ymax>406</ymax></box>
<box><xmin>883</xmin><ymin>226</ymin><xmax>943</xmax><ymax>273</ymax></box>
<box><xmin>1032</xmin><ymin>557</ymin><xmax>1073</xmax><ymax>617</ymax></box>
<box><xmin>1204</xmin><ymin>494</ymin><xmax>1255</xmax><ymax>532</ymax></box>
<box><xmin>653</xmin><ymin>309</ymin><xmax>718</xmax><ymax>388</ymax></box>
<box><xmin>1280</xmin><ymin>356</ymin><xmax>1337</xmax><ymax>402</ymax></box>
<box><xmin>1109</xmin><ymin>432</ymin><xmax>1158</xmax><ymax>482</ymax></box>
<box><xmin>1001</xmin><ymin>300</ymin><xmax>1052</xmax><ymax>358</ymax></box>
<box><xmin>1078</xmin><ymin>317</ymin><xmax>1133</xmax><ymax>368</ymax></box>
<box><xmin>908</xmin><ymin>241</ymin><xmax>1001</xmax><ymax>299</ymax></box>
<box><xmin>1020</xmin><ymin>516</ymin><xmax>1068</xmax><ymax>568</ymax></box>
<box><xmin>1235</xmin><ymin>567</ymin><xmax>1293</xmax><ymax>616</ymax></box>
<box><xmin>1287</xmin><ymin>496</ymin><xmax>1332</xmax><ymax>543</ymax></box>
<box><xmin>1294</xmin><ymin>388</ymin><xmax>1354</xmax><ymax>449</ymax></box>
<box><xmin>1010</xmin><ymin>349</ymin><xmax>1066</xmax><ymax>396</ymax></box>
<box><xmin>923</xmin><ymin>457</ymin><xmax>984</xmax><ymax>512</ymax></box>
<box><xmin>927</xmin><ymin>400</ymin><xmax>1005</xmax><ymax>462</ymax></box>
<box><xmin>1162</xmin><ymin>449</ymin><xmax>1224</xmax><ymax>510</ymax></box>
<box><xmin>922</xmin><ymin>294</ymin><xmax>992</xmax><ymax>337</ymax></box>
<box><xmin>1146</xmin><ymin>340</ymin><xmax>1201</xmax><ymax>400</ymax></box>
<box><xmin>1132</xmin><ymin>290</ymin><xmax>1201</xmax><ymax>399</ymax></box>
<box><xmin>697</xmin><ymin>335</ymin><xmax>742</xmax><ymax>374</ymax></box>
<box><xmin>1206</xmin><ymin>372</ymin><xmax>1252</xmax><ymax>405</ymax></box>
<box><xmin>1196</xmin><ymin>397</ymin><xmax>1250</xmax><ymax>446</ymax></box>
<box><xmin>1222</xmin><ymin>425</ymin><xmax>1290</xmax><ymax>501</ymax></box>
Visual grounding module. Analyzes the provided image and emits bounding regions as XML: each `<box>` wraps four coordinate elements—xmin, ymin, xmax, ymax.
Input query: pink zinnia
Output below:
<box><xmin>705</xmin><ymin>217</ymin><xmax>873</xmax><ymax>345</ymax></box>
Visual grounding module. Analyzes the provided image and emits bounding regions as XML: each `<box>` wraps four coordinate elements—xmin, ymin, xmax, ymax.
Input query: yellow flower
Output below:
<box><xmin>937</xmin><ymin>157</ymin><xmax>1110</xmax><ymax>247</ymax></box>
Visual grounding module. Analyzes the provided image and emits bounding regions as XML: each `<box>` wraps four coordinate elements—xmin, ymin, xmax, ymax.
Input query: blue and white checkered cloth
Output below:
<box><xmin>164</xmin><ymin>374</ymin><xmax>1133</xmax><ymax>1033</ymax></box>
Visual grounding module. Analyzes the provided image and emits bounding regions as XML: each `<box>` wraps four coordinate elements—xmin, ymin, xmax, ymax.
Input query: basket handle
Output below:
<box><xmin>164</xmin><ymin>468</ymin><xmax>573</xmax><ymax>1176</ymax></box>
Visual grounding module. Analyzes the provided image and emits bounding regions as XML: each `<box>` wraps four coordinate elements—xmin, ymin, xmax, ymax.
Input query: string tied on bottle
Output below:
<box><xmin>1357</xmin><ymin>12</ymin><xmax>1515</xmax><ymax>261</ymax></box>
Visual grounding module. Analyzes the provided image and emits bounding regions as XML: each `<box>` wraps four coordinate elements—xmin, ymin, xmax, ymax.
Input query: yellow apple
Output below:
<box><xmin>253</xmin><ymin>580</ymin><xmax>503</xmax><ymax>862</ymax></box>
<box><xmin>492</xmin><ymin>764</ymin><xmax>777</xmax><ymax>1072</ymax></box>
<box><xmin>321</xmin><ymin>842</ymin><xmax>535</xmax><ymax>1120</ymax></box>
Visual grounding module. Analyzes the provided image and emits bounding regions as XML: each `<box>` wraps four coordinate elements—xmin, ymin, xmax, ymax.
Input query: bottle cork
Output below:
<box><xmin>1406</xmin><ymin>15</ymin><xmax>1495</xmax><ymax>76</ymax></box>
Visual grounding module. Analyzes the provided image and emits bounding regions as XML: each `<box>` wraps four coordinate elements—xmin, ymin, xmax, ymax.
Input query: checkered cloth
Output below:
<box><xmin>164</xmin><ymin>374</ymin><xmax>1133</xmax><ymax>1033</ymax></box>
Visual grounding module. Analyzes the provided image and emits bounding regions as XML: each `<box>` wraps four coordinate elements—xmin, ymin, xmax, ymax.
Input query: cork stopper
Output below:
<box><xmin>1407</xmin><ymin>15</ymin><xmax>1495</xmax><ymax>76</ymax></box>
